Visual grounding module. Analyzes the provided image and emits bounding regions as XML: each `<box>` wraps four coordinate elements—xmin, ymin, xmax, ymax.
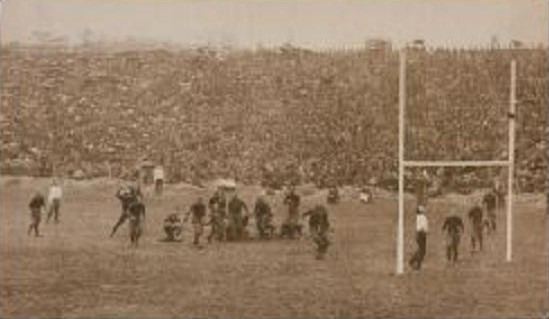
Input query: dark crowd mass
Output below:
<box><xmin>0</xmin><ymin>43</ymin><xmax>546</xmax><ymax>193</ymax></box>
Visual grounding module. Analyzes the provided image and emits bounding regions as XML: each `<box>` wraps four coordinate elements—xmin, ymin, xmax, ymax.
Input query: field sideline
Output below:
<box><xmin>0</xmin><ymin>177</ymin><xmax>547</xmax><ymax>318</ymax></box>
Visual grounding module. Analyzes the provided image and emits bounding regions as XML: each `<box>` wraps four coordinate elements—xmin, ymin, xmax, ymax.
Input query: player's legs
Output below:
<box><xmin>155</xmin><ymin>179</ymin><xmax>163</xmax><ymax>195</ymax></box>
<box><xmin>111</xmin><ymin>212</ymin><xmax>128</xmax><ymax>237</ymax></box>
<box><xmin>417</xmin><ymin>232</ymin><xmax>427</xmax><ymax>269</ymax></box>
<box><xmin>51</xmin><ymin>199</ymin><xmax>60</xmax><ymax>223</ymax></box>
<box><xmin>28</xmin><ymin>211</ymin><xmax>36</xmax><ymax>235</ymax></box>
<box><xmin>193</xmin><ymin>223</ymin><xmax>203</xmax><ymax>245</ymax></box>
<box><xmin>207</xmin><ymin>219</ymin><xmax>217</xmax><ymax>243</ymax></box>
<box><xmin>33</xmin><ymin>212</ymin><xmax>41</xmax><ymax>237</ymax></box>
<box><xmin>471</xmin><ymin>233</ymin><xmax>476</xmax><ymax>252</ymax></box>
<box><xmin>452</xmin><ymin>235</ymin><xmax>460</xmax><ymax>262</ymax></box>
<box><xmin>46</xmin><ymin>205</ymin><xmax>53</xmax><ymax>223</ymax></box>
<box><xmin>489</xmin><ymin>211</ymin><xmax>496</xmax><ymax>232</ymax></box>
<box><xmin>129</xmin><ymin>219</ymin><xmax>142</xmax><ymax>246</ymax></box>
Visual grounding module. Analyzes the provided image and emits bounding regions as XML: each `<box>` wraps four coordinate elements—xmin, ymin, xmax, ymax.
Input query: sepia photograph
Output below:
<box><xmin>0</xmin><ymin>0</ymin><xmax>547</xmax><ymax>318</ymax></box>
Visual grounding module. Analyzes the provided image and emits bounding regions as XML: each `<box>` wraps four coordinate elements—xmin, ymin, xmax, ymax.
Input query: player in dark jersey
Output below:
<box><xmin>28</xmin><ymin>192</ymin><xmax>46</xmax><ymax>237</ymax></box>
<box><xmin>253</xmin><ymin>194</ymin><xmax>274</xmax><ymax>239</ymax></box>
<box><xmin>468</xmin><ymin>205</ymin><xmax>484</xmax><ymax>252</ymax></box>
<box><xmin>185</xmin><ymin>197</ymin><xmax>207</xmax><ymax>246</ymax></box>
<box><xmin>303</xmin><ymin>205</ymin><xmax>331</xmax><ymax>260</ymax></box>
<box><xmin>442</xmin><ymin>213</ymin><xmax>464</xmax><ymax>263</ymax></box>
<box><xmin>227</xmin><ymin>194</ymin><xmax>249</xmax><ymax>241</ymax></box>
<box><xmin>111</xmin><ymin>183</ymin><xmax>142</xmax><ymax>237</ymax></box>
<box><xmin>281</xmin><ymin>186</ymin><xmax>301</xmax><ymax>239</ymax></box>
<box><xmin>128</xmin><ymin>199</ymin><xmax>146</xmax><ymax>247</ymax></box>
<box><xmin>483</xmin><ymin>191</ymin><xmax>497</xmax><ymax>233</ymax></box>
<box><xmin>207</xmin><ymin>189</ymin><xmax>227</xmax><ymax>243</ymax></box>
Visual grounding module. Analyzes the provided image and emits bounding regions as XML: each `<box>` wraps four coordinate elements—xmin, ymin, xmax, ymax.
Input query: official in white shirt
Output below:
<box><xmin>47</xmin><ymin>179</ymin><xmax>63</xmax><ymax>224</ymax></box>
<box><xmin>409</xmin><ymin>205</ymin><xmax>428</xmax><ymax>270</ymax></box>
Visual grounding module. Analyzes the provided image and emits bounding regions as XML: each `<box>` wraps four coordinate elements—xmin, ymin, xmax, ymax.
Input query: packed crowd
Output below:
<box><xmin>0</xmin><ymin>44</ymin><xmax>546</xmax><ymax>192</ymax></box>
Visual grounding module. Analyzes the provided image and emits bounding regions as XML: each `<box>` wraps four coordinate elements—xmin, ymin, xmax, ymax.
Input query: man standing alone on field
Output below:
<box><xmin>409</xmin><ymin>205</ymin><xmax>428</xmax><ymax>270</ymax></box>
<box><xmin>46</xmin><ymin>178</ymin><xmax>63</xmax><ymax>224</ymax></box>
<box><xmin>28</xmin><ymin>192</ymin><xmax>46</xmax><ymax>237</ymax></box>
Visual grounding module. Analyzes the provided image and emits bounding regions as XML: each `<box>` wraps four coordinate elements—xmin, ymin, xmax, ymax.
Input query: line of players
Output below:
<box><xmin>109</xmin><ymin>182</ymin><xmax>332</xmax><ymax>259</ymax></box>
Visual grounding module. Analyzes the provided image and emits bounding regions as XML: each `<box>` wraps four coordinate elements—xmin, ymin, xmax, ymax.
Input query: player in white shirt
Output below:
<box><xmin>47</xmin><ymin>179</ymin><xmax>63</xmax><ymax>224</ymax></box>
<box><xmin>153</xmin><ymin>165</ymin><xmax>165</xmax><ymax>195</ymax></box>
<box><xmin>409</xmin><ymin>205</ymin><xmax>428</xmax><ymax>270</ymax></box>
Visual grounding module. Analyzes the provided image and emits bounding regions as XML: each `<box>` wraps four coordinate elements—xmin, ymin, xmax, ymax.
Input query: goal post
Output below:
<box><xmin>395</xmin><ymin>50</ymin><xmax>516</xmax><ymax>275</ymax></box>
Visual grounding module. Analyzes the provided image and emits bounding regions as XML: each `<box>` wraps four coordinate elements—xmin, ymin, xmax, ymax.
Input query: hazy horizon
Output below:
<box><xmin>1</xmin><ymin>0</ymin><xmax>547</xmax><ymax>49</ymax></box>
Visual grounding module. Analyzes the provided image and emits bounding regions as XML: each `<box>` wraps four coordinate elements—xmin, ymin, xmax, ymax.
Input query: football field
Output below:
<box><xmin>0</xmin><ymin>177</ymin><xmax>547</xmax><ymax>318</ymax></box>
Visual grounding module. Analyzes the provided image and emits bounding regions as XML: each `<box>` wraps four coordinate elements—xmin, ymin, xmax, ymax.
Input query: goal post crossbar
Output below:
<box><xmin>395</xmin><ymin>50</ymin><xmax>516</xmax><ymax>275</ymax></box>
<box><xmin>403</xmin><ymin>160</ymin><xmax>510</xmax><ymax>168</ymax></box>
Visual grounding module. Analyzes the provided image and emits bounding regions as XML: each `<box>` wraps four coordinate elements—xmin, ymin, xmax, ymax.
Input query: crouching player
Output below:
<box><xmin>163</xmin><ymin>210</ymin><xmax>183</xmax><ymax>242</ymax></box>
<box><xmin>303</xmin><ymin>205</ymin><xmax>331</xmax><ymax>260</ymax></box>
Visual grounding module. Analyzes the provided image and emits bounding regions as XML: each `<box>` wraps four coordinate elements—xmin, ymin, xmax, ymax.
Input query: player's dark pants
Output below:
<box><xmin>129</xmin><ymin>217</ymin><xmax>143</xmax><ymax>246</ymax></box>
<box><xmin>192</xmin><ymin>223</ymin><xmax>203</xmax><ymax>245</ymax></box>
<box><xmin>47</xmin><ymin>199</ymin><xmax>61</xmax><ymax>223</ymax></box>
<box><xmin>155</xmin><ymin>179</ymin><xmax>163</xmax><ymax>195</ymax></box>
<box><xmin>487</xmin><ymin>210</ymin><xmax>496</xmax><ymax>232</ymax></box>
<box><xmin>446</xmin><ymin>233</ymin><xmax>460</xmax><ymax>262</ymax></box>
<box><xmin>409</xmin><ymin>231</ymin><xmax>427</xmax><ymax>270</ymax></box>
<box><xmin>208</xmin><ymin>216</ymin><xmax>225</xmax><ymax>242</ymax></box>
<box><xmin>281</xmin><ymin>213</ymin><xmax>300</xmax><ymax>239</ymax></box>
<box><xmin>28</xmin><ymin>208</ymin><xmax>41</xmax><ymax>237</ymax></box>
<box><xmin>471</xmin><ymin>223</ymin><xmax>483</xmax><ymax>251</ymax></box>
<box><xmin>164</xmin><ymin>225</ymin><xmax>182</xmax><ymax>241</ymax></box>
<box><xmin>256</xmin><ymin>215</ymin><xmax>274</xmax><ymax>239</ymax></box>
<box><xmin>227</xmin><ymin>214</ymin><xmax>244</xmax><ymax>241</ymax></box>
<box><xmin>312</xmin><ymin>231</ymin><xmax>330</xmax><ymax>259</ymax></box>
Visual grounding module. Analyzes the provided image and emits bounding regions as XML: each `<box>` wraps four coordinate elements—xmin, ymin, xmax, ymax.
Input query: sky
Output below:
<box><xmin>0</xmin><ymin>0</ymin><xmax>547</xmax><ymax>49</ymax></box>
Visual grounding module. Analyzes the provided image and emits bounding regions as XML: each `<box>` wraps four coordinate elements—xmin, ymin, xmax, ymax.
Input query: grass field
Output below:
<box><xmin>0</xmin><ymin>177</ymin><xmax>547</xmax><ymax>318</ymax></box>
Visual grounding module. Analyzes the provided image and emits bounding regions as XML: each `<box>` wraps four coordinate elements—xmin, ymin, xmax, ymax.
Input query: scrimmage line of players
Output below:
<box><xmin>26</xmin><ymin>177</ymin><xmax>501</xmax><ymax>263</ymax></box>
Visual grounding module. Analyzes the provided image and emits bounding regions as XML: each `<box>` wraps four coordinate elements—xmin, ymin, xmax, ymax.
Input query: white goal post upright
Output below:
<box><xmin>396</xmin><ymin>50</ymin><xmax>406</xmax><ymax>275</ymax></box>
<box><xmin>507</xmin><ymin>60</ymin><xmax>516</xmax><ymax>262</ymax></box>
<box><xmin>395</xmin><ymin>50</ymin><xmax>516</xmax><ymax>275</ymax></box>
